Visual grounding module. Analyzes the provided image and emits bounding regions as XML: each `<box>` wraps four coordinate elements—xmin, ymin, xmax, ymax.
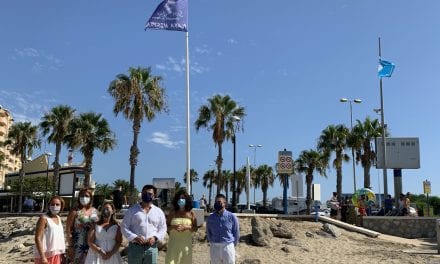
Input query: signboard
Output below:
<box><xmin>152</xmin><ymin>178</ymin><xmax>175</xmax><ymax>189</ymax></box>
<box><xmin>423</xmin><ymin>180</ymin><xmax>431</xmax><ymax>194</ymax></box>
<box><xmin>375</xmin><ymin>137</ymin><xmax>420</xmax><ymax>169</ymax></box>
<box><xmin>278</xmin><ymin>150</ymin><xmax>293</xmax><ymax>174</ymax></box>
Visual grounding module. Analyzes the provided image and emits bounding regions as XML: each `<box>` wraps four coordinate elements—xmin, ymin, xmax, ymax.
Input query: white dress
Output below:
<box><xmin>84</xmin><ymin>224</ymin><xmax>123</xmax><ymax>264</ymax></box>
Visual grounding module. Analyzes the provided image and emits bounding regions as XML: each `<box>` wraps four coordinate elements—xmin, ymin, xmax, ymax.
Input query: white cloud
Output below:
<box><xmin>195</xmin><ymin>45</ymin><xmax>210</xmax><ymax>55</ymax></box>
<box><xmin>227</xmin><ymin>38</ymin><xmax>238</xmax><ymax>44</ymax></box>
<box><xmin>13</xmin><ymin>47</ymin><xmax>63</xmax><ymax>72</ymax></box>
<box><xmin>147</xmin><ymin>132</ymin><xmax>184</xmax><ymax>149</ymax></box>
<box><xmin>0</xmin><ymin>90</ymin><xmax>55</xmax><ymax>125</ymax></box>
<box><xmin>155</xmin><ymin>56</ymin><xmax>208</xmax><ymax>75</ymax></box>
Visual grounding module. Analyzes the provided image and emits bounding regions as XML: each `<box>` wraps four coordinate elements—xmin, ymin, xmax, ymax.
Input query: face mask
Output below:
<box><xmin>102</xmin><ymin>208</ymin><xmax>112</xmax><ymax>218</ymax></box>
<box><xmin>177</xmin><ymin>198</ymin><xmax>186</xmax><ymax>208</ymax></box>
<box><xmin>142</xmin><ymin>192</ymin><xmax>153</xmax><ymax>203</ymax></box>
<box><xmin>80</xmin><ymin>196</ymin><xmax>90</xmax><ymax>206</ymax></box>
<box><xmin>214</xmin><ymin>201</ymin><xmax>223</xmax><ymax>211</ymax></box>
<box><xmin>49</xmin><ymin>206</ymin><xmax>61</xmax><ymax>215</ymax></box>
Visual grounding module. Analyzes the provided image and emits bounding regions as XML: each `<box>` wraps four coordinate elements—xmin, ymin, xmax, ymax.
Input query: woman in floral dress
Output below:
<box><xmin>66</xmin><ymin>188</ymin><xmax>99</xmax><ymax>264</ymax></box>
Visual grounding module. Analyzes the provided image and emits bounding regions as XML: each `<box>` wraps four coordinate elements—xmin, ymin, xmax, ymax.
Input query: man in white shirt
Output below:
<box><xmin>121</xmin><ymin>184</ymin><xmax>167</xmax><ymax>264</ymax></box>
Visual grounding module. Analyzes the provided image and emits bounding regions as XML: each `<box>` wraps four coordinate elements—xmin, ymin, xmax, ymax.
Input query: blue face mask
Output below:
<box><xmin>177</xmin><ymin>198</ymin><xmax>186</xmax><ymax>208</ymax></box>
<box><xmin>214</xmin><ymin>201</ymin><xmax>223</xmax><ymax>211</ymax></box>
<box><xmin>142</xmin><ymin>192</ymin><xmax>153</xmax><ymax>203</ymax></box>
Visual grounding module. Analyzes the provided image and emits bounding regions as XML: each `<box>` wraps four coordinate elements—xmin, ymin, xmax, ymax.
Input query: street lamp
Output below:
<box><xmin>231</xmin><ymin>116</ymin><xmax>241</xmax><ymax>212</ymax></box>
<box><xmin>248</xmin><ymin>144</ymin><xmax>262</xmax><ymax>204</ymax></box>
<box><xmin>44</xmin><ymin>152</ymin><xmax>53</xmax><ymax>212</ymax></box>
<box><xmin>340</xmin><ymin>97</ymin><xmax>362</xmax><ymax>192</ymax></box>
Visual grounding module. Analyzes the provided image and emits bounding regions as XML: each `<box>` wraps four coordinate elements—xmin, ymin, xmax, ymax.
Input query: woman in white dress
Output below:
<box><xmin>85</xmin><ymin>201</ymin><xmax>123</xmax><ymax>264</ymax></box>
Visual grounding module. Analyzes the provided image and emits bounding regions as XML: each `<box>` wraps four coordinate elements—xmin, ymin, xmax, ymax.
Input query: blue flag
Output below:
<box><xmin>378</xmin><ymin>59</ymin><xmax>395</xmax><ymax>78</ymax></box>
<box><xmin>145</xmin><ymin>0</ymin><xmax>188</xmax><ymax>32</ymax></box>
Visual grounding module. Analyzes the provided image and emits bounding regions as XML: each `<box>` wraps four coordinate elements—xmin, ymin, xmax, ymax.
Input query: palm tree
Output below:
<box><xmin>66</xmin><ymin>112</ymin><xmax>116</xmax><ymax>188</ymax></box>
<box><xmin>235</xmin><ymin>166</ymin><xmax>248</xmax><ymax>204</ymax></box>
<box><xmin>202</xmin><ymin>169</ymin><xmax>215</xmax><ymax>209</ymax></box>
<box><xmin>349</xmin><ymin>117</ymin><xmax>383</xmax><ymax>188</ymax></box>
<box><xmin>5</xmin><ymin>122</ymin><xmax>41</xmax><ymax>213</ymax></box>
<box><xmin>183</xmin><ymin>168</ymin><xmax>199</xmax><ymax>195</ymax></box>
<box><xmin>255</xmin><ymin>164</ymin><xmax>275</xmax><ymax>207</ymax></box>
<box><xmin>296</xmin><ymin>149</ymin><xmax>328</xmax><ymax>214</ymax></box>
<box><xmin>94</xmin><ymin>183</ymin><xmax>113</xmax><ymax>199</ymax></box>
<box><xmin>40</xmin><ymin>105</ymin><xmax>75</xmax><ymax>194</ymax></box>
<box><xmin>222</xmin><ymin>169</ymin><xmax>232</xmax><ymax>203</ymax></box>
<box><xmin>108</xmin><ymin>66</ymin><xmax>167</xmax><ymax>203</ymax></box>
<box><xmin>113</xmin><ymin>179</ymin><xmax>131</xmax><ymax>198</ymax></box>
<box><xmin>194</xmin><ymin>94</ymin><xmax>245</xmax><ymax>195</ymax></box>
<box><xmin>317</xmin><ymin>124</ymin><xmax>350</xmax><ymax>201</ymax></box>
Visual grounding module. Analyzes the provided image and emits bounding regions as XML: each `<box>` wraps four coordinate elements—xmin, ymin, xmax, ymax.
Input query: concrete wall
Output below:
<box><xmin>363</xmin><ymin>216</ymin><xmax>438</xmax><ymax>238</ymax></box>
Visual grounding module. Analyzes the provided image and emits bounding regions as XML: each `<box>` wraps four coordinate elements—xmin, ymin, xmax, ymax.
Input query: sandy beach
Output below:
<box><xmin>0</xmin><ymin>215</ymin><xmax>439</xmax><ymax>264</ymax></box>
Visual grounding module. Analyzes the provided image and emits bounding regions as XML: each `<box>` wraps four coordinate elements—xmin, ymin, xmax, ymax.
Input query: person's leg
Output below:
<box><xmin>210</xmin><ymin>243</ymin><xmax>222</xmax><ymax>264</ymax></box>
<box><xmin>127</xmin><ymin>243</ymin><xmax>144</xmax><ymax>264</ymax></box>
<box><xmin>144</xmin><ymin>244</ymin><xmax>158</xmax><ymax>264</ymax></box>
<box><xmin>224</xmin><ymin>243</ymin><xmax>236</xmax><ymax>264</ymax></box>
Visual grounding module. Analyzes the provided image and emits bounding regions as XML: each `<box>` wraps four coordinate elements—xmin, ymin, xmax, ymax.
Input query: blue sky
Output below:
<box><xmin>1</xmin><ymin>1</ymin><xmax>439</xmax><ymax>204</ymax></box>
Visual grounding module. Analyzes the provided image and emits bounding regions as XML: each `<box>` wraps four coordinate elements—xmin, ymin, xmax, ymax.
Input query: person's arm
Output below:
<box><xmin>156</xmin><ymin>210</ymin><xmax>167</xmax><ymax>240</ymax></box>
<box><xmin>121</xmin><ymin>209</ymin><xmax>138</xmax><ymax>242</ymax></box>
<box><xmin>191</xmin><ymin>211</ymin><xmax>198</xmax><ymax>232</ymax></box>
<box><xmin>206</xmin><ymin>216</ymin><xmax>212</xmax><ymax>242</ymax></box>
<box><xmin>87</xmin><ymin>226</ymin><xmax>106</xmax><ymax>258</ymax></box>
<box><xmin>35</xmin><ymin>216</ymin><xmax>48</xmax><ymax>263</ymax></box>
<box><xmin>232</xmin><ymin>214</ymin><xmax>240</xmax><ymax>246</ymax></box>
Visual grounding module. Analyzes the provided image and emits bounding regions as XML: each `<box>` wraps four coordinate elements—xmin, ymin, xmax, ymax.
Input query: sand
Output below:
<box><xmin>1</xmin><ymin>216</ymin><xmax>439</xmax><ymax>264</ymax></box>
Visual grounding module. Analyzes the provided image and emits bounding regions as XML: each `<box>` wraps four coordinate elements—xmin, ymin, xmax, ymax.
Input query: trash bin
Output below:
<box><xmin>192</xmin><ymin>200</ymin><xmax>200</xmax><ymax>209</ymax></box>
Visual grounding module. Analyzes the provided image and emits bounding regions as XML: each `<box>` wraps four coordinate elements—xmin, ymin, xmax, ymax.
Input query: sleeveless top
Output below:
<box><xmin>34</xmin><ymin>215</ymin><xmax>66</xmax><ymax>258</ymax></box>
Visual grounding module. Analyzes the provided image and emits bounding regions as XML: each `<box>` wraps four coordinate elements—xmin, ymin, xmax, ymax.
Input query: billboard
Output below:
<box><xmin>375</xmin><ymin>137</ymin><xmax>420</xmax><ymax>169</ymax></box>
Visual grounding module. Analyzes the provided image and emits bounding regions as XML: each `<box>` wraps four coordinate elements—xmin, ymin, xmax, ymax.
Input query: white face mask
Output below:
<box><xmin>80</xmin><ymin>196</ymin><xmax>90</xmax><ymax>206</ymax></box>
<box><xmin>49</xmin><ymin>205</ymin><xmax>61</xmax><ymax>214</ymax></box>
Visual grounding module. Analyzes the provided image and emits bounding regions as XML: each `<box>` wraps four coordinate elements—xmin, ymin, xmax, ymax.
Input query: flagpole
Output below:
<box><xmin>185</xmin><ymin>31</ymin><xmax>191</xmax><ymax>195</ymax></box>
<box><xmin>378</xmin><ymin>37</ymin><xmax>388</xmax><ymax>200</ymax></box>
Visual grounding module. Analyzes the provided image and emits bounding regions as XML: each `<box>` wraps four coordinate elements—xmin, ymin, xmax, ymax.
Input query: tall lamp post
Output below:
<box><xmin>44</xmin><ymin>152</ymin><xmax>53</xmax><ymax>211</ymax></box>
<box><xmin>248</xmin><ymin>144</ymin><xmax>262</xmax><ymax>204</ymax></box>
<box><xmin>340</xmin><ymin>98</ymin><xmax>362</xmax><ymax>192</ymax></box>
<box><xmin>231</xmin><ymin>116</ymin><xmax>241</xmax><ymax>212</ymax></box>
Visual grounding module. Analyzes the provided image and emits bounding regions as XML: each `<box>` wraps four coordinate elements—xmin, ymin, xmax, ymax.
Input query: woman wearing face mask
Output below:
<box><xmin>85</xmin><ymin>201</ymin><xmax>123</xmax><ymax>264</ymax></box>
<box><xmin>66</xmin><ymin>188</ymin><xmax>99</xmax><ymax>264</ymax></box>
<box><xmin>165</xmin><ymin>190</ymin><xmax>198</xmax><ymax>264</ymax></box>
<box><xmin>34</xmin><ymin>195</ymin><xmax>66</xmax><ymax>264</ymax></box>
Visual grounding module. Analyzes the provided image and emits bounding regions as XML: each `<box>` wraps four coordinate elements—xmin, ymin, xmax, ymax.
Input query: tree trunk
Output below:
<box><xmin>262</xmin><ymin>186</ymin><xmax>267</xmax><ymax>207</ymax></box>
<box><xmin>208</xmin><ymin>175</ymin><xmax>213</xmax><ymax>210</ymax></box>
<box><xmin>53</xmin><ymin>143</ymin><xmax>62</xmax><ymax>194</ymax></box>
<box><xmin>225</xmin><ymin>181</ymin><xmax>229</xmax><ymax>204</ymax></box>
<box><xmin>84</xmin><ymin>153</ymin><xmax>93</xmax><ymax>188</ymax></box>
<box><xmin>306</xmin><ymin>174</ymin><xmax>312</xmax><ymax>215</ymax></box>
<box><xmin>336</xmin><ymin>152</ymin><xmax>342</xmax><ymax>202</ymax></box>
<box><xmin>364</xmin><ymin>163</ymin><xmax>371</xmax><ymax>188</ymax></box>
<box><xmin>129</xmin><ymin>120</ymin><xmax>141</xmax><ymax>204</ymax></box>
<box><xmin>216</xmin><ymin>143</ymin><xmax>223</xmax><ymax>195</ymax></box>
<box><xmin>18</xmin><ymin>152</ymin><xmax>26</xmax><ymax>213</ymax></box>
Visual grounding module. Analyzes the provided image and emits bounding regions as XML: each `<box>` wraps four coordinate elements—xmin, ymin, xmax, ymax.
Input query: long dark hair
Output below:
<box><xmin>172</xmin><ymin>189</ymin><xmax>192</xmax><ymax>212</ymax></box>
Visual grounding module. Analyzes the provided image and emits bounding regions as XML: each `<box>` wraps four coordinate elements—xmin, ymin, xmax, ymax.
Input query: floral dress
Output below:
<box><xmin>72</xmin><ymin>208</ymin><xmax>99</xmax><ymax>264</ymax></box>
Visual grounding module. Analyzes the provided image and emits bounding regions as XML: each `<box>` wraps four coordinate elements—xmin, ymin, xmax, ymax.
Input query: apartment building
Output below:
<box><xmin>0</xmin><ymin>106</ymin><xmax>21</xmax><ymax>189</ymax></box>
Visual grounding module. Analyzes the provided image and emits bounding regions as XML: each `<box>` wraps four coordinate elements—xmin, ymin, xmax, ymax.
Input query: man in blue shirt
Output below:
<box><xmin>206</xmin><ymin>193</ymin><xmax>240</xmax><ymax>264</ymax></box>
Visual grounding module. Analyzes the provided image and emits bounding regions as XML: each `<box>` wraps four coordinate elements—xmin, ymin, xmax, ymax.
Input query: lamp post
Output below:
<box><xmin>340</xmin><ymin>98</ymin><xmax>362</xmax><ymax>192</ymax></box>
<box><xmin>44</xmin><ymin>152</ymin><xmax>53</xmax><ymax>212</ymax></box>
<box><xmin>248</xmin><ymin>144</ymin><xmax>262</xmax><ymax>204</ymax></box>
<box><xmin>231</xmin><ymin>116</ymin><xmax>241</xmax><ymax>212</ymax></box>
